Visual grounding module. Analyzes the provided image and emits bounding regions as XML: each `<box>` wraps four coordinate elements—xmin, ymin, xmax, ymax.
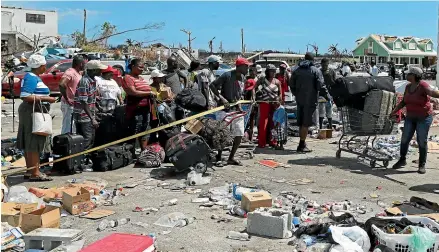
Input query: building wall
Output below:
<box><xmin>353</xmin><ymin>37</ymin><xmax>389</xmax><ymax>57</ymax></box>
<box><xmin>1</xmin><ymin>7</ymin><xmax>58</xmax><ymax>44</ymax></box>
<box><xmin>1</xmin><ymin>33</ymin><xmax>33</xmax><ymax>56</ymax></box>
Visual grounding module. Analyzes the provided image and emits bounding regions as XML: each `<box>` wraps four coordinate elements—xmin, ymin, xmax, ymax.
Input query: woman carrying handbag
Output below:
<box><xmin>17</xmin><ymin>54</ymin><xmax>56</xmax><ymax>181</ymax></box>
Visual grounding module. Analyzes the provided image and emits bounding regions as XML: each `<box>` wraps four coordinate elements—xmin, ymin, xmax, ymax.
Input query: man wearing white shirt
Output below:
<box><xmin>342</xmin><ymin>62</ymin><xmax>352</xmax><ymax>77</ymax></box>
<box><xmin>370</xmin><ymin>61</ymin><xmax>379</xmax><ymax>76</ymax></box>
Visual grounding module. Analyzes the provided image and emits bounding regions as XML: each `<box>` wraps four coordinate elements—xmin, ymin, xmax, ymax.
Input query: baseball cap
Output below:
<box><xmin>27</xmin><ymin>54</ymin><xmax>46</xmax><ymax>68</ymax></box>
<box><xmin>235</xmin><ymin>57</ymin><xmax>252</xmax><ymax>66</ymax></box>
<box><xmin>207</xmin><ymin>55</ymin><xmax>223</xmax><ymax>64</ymax></box>
<box><xmin>408</xmin><ymin>66</ymin><xmax>423</xmax><ymax>76</ymax></box>
<box><xmin>245</xmin><ymin>79</ymin><xmax>256</xmax><ymax>91</ymax></box>
<box><xmin>151</xmin><ymin>69</ymin><xmax>165</xmax><ymax>78</ymax></box>
<box><xmin>267</xmin><ymin>64</ymin><xmax>277</xmax><ymax>71</ymax></box>
<box><xmin>102</xmin><ymin>65</ymin><xmax>117</xmax><ymax>74</ymax></box>
<box><xmin>279</xmin><ymin>64</ymin><xmax>287</xmax><ymax>69</ymax></box>
<box><xmin>256</xmin><ymin>65</ymin><xmax>262</xmax><ymax>73</ymax></box>
<box><xmin>85</xmin><ymin>60</ymin><xmax>107</xmax><ymax>70</ymax></box>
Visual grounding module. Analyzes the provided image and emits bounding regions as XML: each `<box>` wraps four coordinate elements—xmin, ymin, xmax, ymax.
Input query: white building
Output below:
<box><xmin>1</xmin><ymin>6</ymin><xmax>58</xmax><ymax>55</ymax></box>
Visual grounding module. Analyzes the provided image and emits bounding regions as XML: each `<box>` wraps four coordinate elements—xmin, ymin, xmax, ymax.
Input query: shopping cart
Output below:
<box><xmin>336</xmin><ymin>107</ymin><xmax>398</xmax><ymax>168</ymax></box>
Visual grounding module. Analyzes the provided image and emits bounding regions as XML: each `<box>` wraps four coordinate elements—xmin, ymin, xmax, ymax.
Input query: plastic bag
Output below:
<box><xmin>407</xmin><ymin>226</ymin><xmax>436</xmax><ymax>252</ymax></box>
<box><xmin>6</xmin><ymin>186</ymin><xmax>40</xmax><ymax>204</ymax></box>
<box><xmin>329</xmin><ymin>225</ymin><xmax>371</xmax><ymax>252</ymax></box>
<box><xmin>154</xmin><ymin>212</ymin><xmax>187</xmax><ymax>228</ymax></box>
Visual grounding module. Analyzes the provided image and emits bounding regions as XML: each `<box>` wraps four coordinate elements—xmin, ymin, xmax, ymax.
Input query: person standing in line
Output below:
<box><xmin>289</xmin><ymin>53</ymin><xmax>329</xmax><ymax>152</ymax></box>
<box><xmin>197</xmin><ymin>55</ymin><xmax>222</xmax><ymax>111</ymax></box>
<box><xmin>73</xmin><ymin>60</ymin><xmax>107</xmax><ymax>150</ymax></box>
<box><xmin>402</xmin><ymin>62</ymin><xmax>408</xmax><ymax>80</ymax></box>
<box><xmin>95</xmin><ymin>66</ymin><xmax>123</xmax><ymax>113</ymax></box>
<box><xmin>122</xmin><ymin>58</ymin><xmax>156</xmax><ymax>151</ymax></box>
<box><xmin>256</xmin><ymin>64</ymin><xmax>282</xmax><ymax>148</ymax></box>
<box><xmin>370</xmin><ymin>61</ymin><xmax>379</xmax><ymax>76</ymax></box>
<box><xmin>276</xmin><ymin>63</ymin><xmax>291</xmax><ymax>103</ymax></box>
<box><xmin>389</xmin><ymin>61</ymin><xmax>396</xmax><ymax>80</ymax></box>
<box><xmin>318</xmin><ymin>58</ymin><xmax>336</xmax><ymax>129</ymax></box>
<box><xmin>163</xmin><ymin>56</ymin><xmax>187</xmax><ymax>95</ymax></box>
<box><xmin>187</xmin><ymin>60</ymin><xmax>201</xmax><ymax>89</ymax></box>
<box><xmin>390</xmin><ymin>67</ymin><xmax>439</xmax><ymax>174</ymax></box>
<box><xmin>210</xmin><ymin>57</ymin><xmax>252</xmax><ymax>166</ymax></box>
<box><xmin>17</xmin><ymin>54</ymin><xmax>56</xmax><ymax>181</ymax></box>
<box><xmin>255</xmin><ymin>64</ymin><xmax>264</xmax><ymax>80</ymax></box>
<box><xmin>59</xmin><ymin>55</ymin><xmax>85</xmax><ymax>134</ymax></box>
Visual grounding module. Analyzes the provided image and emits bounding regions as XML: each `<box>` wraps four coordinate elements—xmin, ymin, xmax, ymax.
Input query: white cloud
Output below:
<box><xmin>58</xmin><ymin>8</ymin><xmax>109</xmax><ymax>18</ymax></box>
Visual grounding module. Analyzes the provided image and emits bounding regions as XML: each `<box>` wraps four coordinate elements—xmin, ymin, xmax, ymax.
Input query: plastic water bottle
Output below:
<box><xmin>227</xmin><ymin>231</ymin><xmax>250</xmax><ymax>241</ymax></box>
<box><xmin>229</xmin><ymin>206</ymin><xmax>247</xmax><ymax>218</ymax></box>
<box><xmin>232</xmin><ymin>184</ymin><xmax>257</xmax><ymax>201</ymax></box>
<box><xmin>109</xmin><ymin>218</ymin><xmax>130</xmax><ymax>228</ymax></box>
<box><xmin>98</xmin><ymin>219</ymin><xmax>110</xmax><ymax>231</ymax></box>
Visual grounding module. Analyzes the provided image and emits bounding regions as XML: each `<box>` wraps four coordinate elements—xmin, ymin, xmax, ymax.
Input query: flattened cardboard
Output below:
<box><xmin>1</xmin><ymin>202</ymin><xmax>38</xmax><ymax>227</ymax></box>
<box><xmin>62</xmin><ymin>187</ymin><xmax>93</xmax><ymax>215</ymax></box>
<box><xmin>160</xmin><ymin>87</ymin><xmax>173</xmax><ymax>100</ymax></box>
<box><xmin>185</xmin><ymin>119</ymin><xmax>203</xmax><ymax>134</ymax></box>
<box><xmin>241</xmin><ymin>191</ymin><xmax>272</xmax><ymax>212</ymax></box>
<box><xmin>20</xmin><ymin>206</ymin><xmax>60</xmax><ymax>233</ymax></box>
<box><xmin>80</xmin><ymin>209</ymin><xmax>115</xmax><ymax>219</ymax></box>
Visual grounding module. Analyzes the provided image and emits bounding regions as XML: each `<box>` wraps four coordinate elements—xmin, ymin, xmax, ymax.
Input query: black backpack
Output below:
<box><xmin>175</xmin><ymin>89</ymin><xmax>207</xmax><ymax>112</ymax></box>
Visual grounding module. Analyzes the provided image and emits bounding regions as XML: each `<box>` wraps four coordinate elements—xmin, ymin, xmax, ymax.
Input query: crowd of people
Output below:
<box><xmin>15</xmin><ymin>51</ymin><xmax>439</xmax><ymax>181</ymax></box>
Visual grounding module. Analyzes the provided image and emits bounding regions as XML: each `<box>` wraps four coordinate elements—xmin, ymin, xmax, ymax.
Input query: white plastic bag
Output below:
<box><xmin>329</xmin><ymin>225</ymin><xmax>371</xmax><ymax>252</ymax></box>
<box><xmin>32</xmin><ymin>98</ymin><xmax>52</xmax><ymax>136</ymax></box>
<box><xmin>154</xmin><ymin>212</ymin><xmax>187</xmax><ymax>228</ymax></box>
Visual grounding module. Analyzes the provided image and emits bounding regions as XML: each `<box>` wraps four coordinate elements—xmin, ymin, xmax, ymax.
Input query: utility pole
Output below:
<box><xmin>83</xmin><ymin>9</ymin><xmax>87</xmax><ymax>45</ymax></box>
<box><xmin>219</xmin><ymin>41</ymin><xmax>223</xmax><ymax>53</ymax></box>
<box><xmin>241</xmin><ymin>28</ymin><xmax>244</xmax><ymax>54</ymax></box>
<box><xmin>208</xmin><ymin>37</ymin><xmax>215</xmax><ymax>54</ymax></box>
<box><xmin>180</xmin><ymin>29</ymin><xmax>195</xmax><ymax>52</ymax></box>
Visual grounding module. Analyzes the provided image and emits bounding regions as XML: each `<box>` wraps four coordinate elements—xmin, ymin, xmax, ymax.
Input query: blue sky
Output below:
<box><xmin>3</xmin><ymin>1</ymin><xmax>438</xmax><ymax>53</ymax></box>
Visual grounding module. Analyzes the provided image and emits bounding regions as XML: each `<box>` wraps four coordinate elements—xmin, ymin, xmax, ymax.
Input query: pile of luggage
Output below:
<box><xmin>329</xmin><ymin>76</ymin><xmax>396</xmax><ymax>135</ymax></box>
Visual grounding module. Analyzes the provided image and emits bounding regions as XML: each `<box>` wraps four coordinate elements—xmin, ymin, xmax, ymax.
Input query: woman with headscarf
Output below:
<box><xmin>17</xmin><ymin>54</ymin><xmax>56</xmax><ymax>181</ymax></box>
<box><xmin>391</xmin><ymin>67</ymin><xmax>439</xmax><ymax>174</ymax></box>
<box><xmin>122</xmin><ymin>58</ymin><xmax>156</xmax><ymax>151</ymax></box>
<box><xmin>255</xmin><ymin>64</ymin><xmax>282</xmax><ymax>148</ymax></box>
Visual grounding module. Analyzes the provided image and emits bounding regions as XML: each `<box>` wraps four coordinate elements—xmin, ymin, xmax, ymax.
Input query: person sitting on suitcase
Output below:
<box><xmin>210</xmin><ymin>57</ymin><xmax>252</xmax><ymax>166</ymax></box>
<box><xmin>289</xmin><ymin>53</ymin><xmax>330</xmax><ymax>153</ymax></box>
<box><xmin>390</xmin><ymin>67</ymin><xmax>439</xmax><ymax>174</ymax></box>
<box><xmin>73</xmin><ymin>60</ymin><xmax>107</xmax><ymax>150</ymax></box>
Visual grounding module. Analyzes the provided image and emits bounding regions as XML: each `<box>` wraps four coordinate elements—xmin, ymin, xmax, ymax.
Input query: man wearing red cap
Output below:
<box><xmin>210</xmin><ymin>57</ymin><xmax>252</xmax><ymax>166</ymax></box>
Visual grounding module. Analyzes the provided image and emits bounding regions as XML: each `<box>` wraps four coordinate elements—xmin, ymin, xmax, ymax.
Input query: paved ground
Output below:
<box><xmin>2</xmin><ymin>100</ymin><xmax>439</xmax><ymax>252</ymax></box>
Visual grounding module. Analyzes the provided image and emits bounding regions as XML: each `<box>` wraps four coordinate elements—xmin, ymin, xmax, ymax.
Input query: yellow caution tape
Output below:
<box><xmin>2</xmin><ymin>100</ymin><xmax>254</xmax><ymax>177</ymax></box>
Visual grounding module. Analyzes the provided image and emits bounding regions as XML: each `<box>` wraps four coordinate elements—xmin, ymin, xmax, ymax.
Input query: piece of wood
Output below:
<box><xmin>80</xmin><ymin>209</ymin><xmax>115</xmax><ymax>219</ymax></box>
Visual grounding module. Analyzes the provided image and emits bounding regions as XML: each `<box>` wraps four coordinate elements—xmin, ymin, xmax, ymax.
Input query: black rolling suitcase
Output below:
<box><xmin>94</xmin><ymin>105</ymin><xmax>128</xmax><ymax>147</ymax></box>
<box><xmin>53</xmin><ymin>117</ymin><xmax>85</xmax><ymax>174</ymax></box>
<box><xmin>165</xmin><ymin>133</ymin><xmax>210</xmax><ymax>173</ymax></box>
<box><xmin>92</xmin><ymin>144</ymin><xmax>134</xmax><ymax>172</ymax></box>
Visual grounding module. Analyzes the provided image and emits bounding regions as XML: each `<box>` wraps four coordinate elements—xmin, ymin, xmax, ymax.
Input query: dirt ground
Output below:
<box><xmin>2</xmin><ymin>100</ymin><xmax>439</xmax><ymax>252</ymax></box>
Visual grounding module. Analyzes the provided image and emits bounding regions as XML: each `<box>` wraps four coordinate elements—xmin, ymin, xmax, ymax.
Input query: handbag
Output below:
<box><xmin>32</xmin><ymin>96</ymin><xmax>52</xmax><ymax>136</ymax></box>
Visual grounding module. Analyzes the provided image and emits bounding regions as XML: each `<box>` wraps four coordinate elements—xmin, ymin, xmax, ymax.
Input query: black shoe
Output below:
<box><xmin>297</xmin><ymin>145</ymin><xmax>312</xmax><ymax>153</ymax></box>
<box><xmin>418</xmin><ymin>163</ymin><xmax>426</xmax><ymax>174</ymax></box>
<box><xmin>392</xmin><ymin>158</ymin><xmax>407</xmax><ymax>169</ymax></box>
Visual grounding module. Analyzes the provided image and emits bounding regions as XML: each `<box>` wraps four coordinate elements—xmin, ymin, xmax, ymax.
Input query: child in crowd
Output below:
<box><xmin>272</xmin><ymin>102</ymin><xmax>287</xmax><ymax>150</ymax></box>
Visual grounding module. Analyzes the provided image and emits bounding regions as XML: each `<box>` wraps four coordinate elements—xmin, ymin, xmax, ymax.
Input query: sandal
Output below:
<box><xmin>29</xmin><ymin>173</ymin><xmax>53</xmax><ymax>182</ymax></box>
<box><xmin>227</xmin><ymin>159</ymin><xmax>243</xmax><ymax>166</ymax></box>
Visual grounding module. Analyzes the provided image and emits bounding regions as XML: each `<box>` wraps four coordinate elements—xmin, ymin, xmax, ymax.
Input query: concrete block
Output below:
<box><xmin>23</xmin><ymin>228</ymin><xmax>83</xmax><ymax>251</ymax></box>
<box><xmin>246</xmin><ymin>208</ymin><xmax>293</xmax><ymax>239</ymax></box>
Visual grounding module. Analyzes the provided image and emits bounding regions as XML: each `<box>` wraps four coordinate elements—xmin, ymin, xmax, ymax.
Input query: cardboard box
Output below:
<box><xmin>62</xmin><ymin>187</ymin><xmax>94</xmax><ymax>215</ymax></box>
<box><xmin>241</xmin><ymin>191</ymin><xmax>272</xmax><ymax>212</ymax></box>
<box><xmin>185</xmin><ymin>119</ymin><xmax>203</xmax><ymax>134</ymax></box>
<box><xmin>160</xmin><ymin>87</ymin><xmax>173</xmax><ymax>100</ymax></box>
<box><xmin>20</xmin><ymin>206</ymin><xmax>60</xmax><ymax>233</ymax></box>
<box><xmin>318</xmin><ymin>129</ymin><xmax>333</xmax><ymax>139</ymax></box>
<box><xmin>1</xmin><ymin>202</ymin><xmax>38</xmax><ymax>227</ymax></box>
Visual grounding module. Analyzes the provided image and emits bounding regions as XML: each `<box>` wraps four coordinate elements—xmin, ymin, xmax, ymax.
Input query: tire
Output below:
<box><xmin>336</xmin><ymin>150</ymin><xmax>341</xmax><ymax>159</ymax></box>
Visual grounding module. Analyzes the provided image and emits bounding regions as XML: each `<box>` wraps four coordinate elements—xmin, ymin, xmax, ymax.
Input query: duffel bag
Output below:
<box><xmin>198</xmin><ymin>118</ymin><xmax>233</xmax><ymax>150</ymax></box>
<box><xmin>92</xmin><ymin>144</ymin><xmax>134</xmax><ymax>172</ymax></box>
<box><xmin>138</xmin><ymin>143</ymin><xmax>165</xmax><ymax>168</ymax></box>
<box><xmin>330</xmin><ymin>76</ymin><xmax>372</xmax><ymax>99</ymax></box>
<box><xmin>175</xmin><ymin>89</ymin><xmax>207</xmax><ymax>112</ymax></box>
<box><xmin>370</xmin><ymin>76</ymin><xmax>395</xmax><ymax>93</ymax></box>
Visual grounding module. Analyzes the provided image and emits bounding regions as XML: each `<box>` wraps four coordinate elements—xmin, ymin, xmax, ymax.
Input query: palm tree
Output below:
<box><xmin>125</xmin><ymin>39</ymin><xmax>134</xmax><ymax>47</ymax></box>
<box><xmin>328</xmin><ymin>44</ymin><xmax>340</xmax><ymax>60</ymax></box>
<box><xmin>100</xmin><ymin>22</ymin><xmax>117</xmax><ymax>47</ymax></box>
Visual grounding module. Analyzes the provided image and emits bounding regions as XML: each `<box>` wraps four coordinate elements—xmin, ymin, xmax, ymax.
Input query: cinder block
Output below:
<box><xmin>246</xmin><ymin>208</ymin><xmax>293</xmax><ymax>239</ymax></box>
<box><xmin>23</xmin><ymin>228</ymin><xmax>83</xmax><ymax>251</ymax></box>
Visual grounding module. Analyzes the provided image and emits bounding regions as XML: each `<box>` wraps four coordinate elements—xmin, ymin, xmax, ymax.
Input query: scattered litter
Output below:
<box><xmin>287</xmin><ymin>178</ymin><xmax>314</xmax><ymax>186</ymax></box>
<box><xmin>187</xmin><ymin>171</ymin><xmax>211</xmax><ymax>186</ymax></box>
<box><xmin>191</xmin><ymin>198</ymin><xmax>210</xmax><ymax>203</ymax></box>
<box><xmin>258</xmin><ymin>160</ymin><xmax>280</xmax><ymax>169</ymax></box>
<box><xmin>154</xmin><ymin>212</ymin><xmax>187</xmax><ymax>228</ymax></box>
<box><xmin>161</xmin><ymin>230</ymin><xmax>172</xmax><ymax>235</ymax></box>
<box><xmin>168</xmin><ymin>198</ymin><xmax>178</xmax><ymax>206</ymax></box>
<box><xmin>81</xmin><ymin>209</ymin><xmax>115</xmax><ymax>219</ymax></box>
<box><xmin>227</xmin><ymin>231</ymin><xmax>250</xmax><ymax>241</ymax></box>
<box><xmin>370</xmin><ymin>193</ymin><xmax>379</xmax><ymax>198</ymax></box>
<box><xmin>131</xmin><ymin>222</ymin><xmax>149</xmax><ymax>228</ymax></box>
<box><xmin>124</xmin><ymin>183</ymin><xmax>138</xmax><ymax>188</ymax></box>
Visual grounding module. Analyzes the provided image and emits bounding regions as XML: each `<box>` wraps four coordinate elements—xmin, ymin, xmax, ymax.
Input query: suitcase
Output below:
<box><xmin>92</xmin><ymin>144</ymin><xmax>134</xmax><ymax>172</ymax></box>
<box><xmin>361</xmin><ymin>90</ymin><xmax>395</xmax><ymax>134</ymax></box>
<box><xmin>53</xmin><ymin>133</ymin><xmax>85</xmax><ymax>174</ymax></box>
<box><xmin>331</xmin><ymin>77</ymin><xmax>372</xmax><ymax>107</ymax></box>
<box><xmin>94</xmin><ymin>105</ymin><xmax>127</xmax><ymax>147</ymax></box>
<box><xmin>165</xmin><ymin>133</ymin><xmax>210</xmax><ymax>173</ymax></box>
<box><xmin>370</xmin><ymin>76</ymin><xmax>395</xmax><ymax>93</ymax></box>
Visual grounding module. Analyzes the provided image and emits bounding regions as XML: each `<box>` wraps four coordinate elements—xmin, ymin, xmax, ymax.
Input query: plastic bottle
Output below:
<box><xmin>232</xmin><ymin>184</ymin><xmax>257</xmax><ymax>201</ymax></box>
<box><xmin>109</xmin><ymin>218</ymin><xmax>131</xmax><ymax>228</ymax></box>
<box><xmin>99</xmin><ymin>190</ymin><xmax>111</xmax><ymax>200</ymax></box>
<box><xmin>98</xmin><ymin>219</ymin><xmax>110</xmax><ymax>231</ymax></box>
<box><xmin>176</xmin><ymin>217</ymin><xmax>195</xmax><ymax>227</ymax></box>
<box><xmin>229</xmin><ymin>206</ymin><xmax>247</xmax><ymax>218</ymax></box>
<box><xmin>227</xmin><ymin>231</ymin><xmax>250</xmax><ymax>241</ymax></box>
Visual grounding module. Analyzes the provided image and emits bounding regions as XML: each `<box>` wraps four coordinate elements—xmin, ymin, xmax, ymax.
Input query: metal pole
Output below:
<box><xmin>9</xmin><ymin>75</ymin><xmax>15</xmax><ymax>132</ymax></box>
